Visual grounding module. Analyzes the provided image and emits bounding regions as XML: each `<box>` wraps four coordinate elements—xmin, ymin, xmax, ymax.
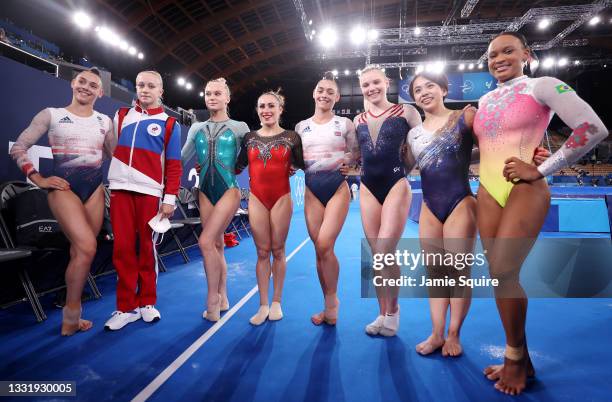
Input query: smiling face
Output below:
<box><xmin>313</xmin><ymin>79</ymin><xmax>340</xmax><ymax>111</ymax></box>
<box><xmin>487</xmin><ymin>34</ymin><xmax>530</xmax><ymax>83</ymax></box>
<box><xmin>204</xmin><ymin>81</ymin><xmax>230</xmax><ymax>113</ymax></box>
<box><xmin>257</xmin><ymin>94</ymin><xmax>283</xmax><ymax>127</ymax></box>
<box><xmin>135</xmin><ymin>72</ymin><xmax>163</xmax><ymax>109</ymax></box>
<box><xmin>71</xmin><ymin>71</ymin><xmax>103</xmax><ymax>105</ymax></box>
<box><xmin>411</xmin><ymin>75</ymin><xmax>447</xmax><ymax>112</ymax></box>
<box><xmin>359</xmin><ymin>69</ymin><xmax>389</xmax><ymax>106</ymax></box>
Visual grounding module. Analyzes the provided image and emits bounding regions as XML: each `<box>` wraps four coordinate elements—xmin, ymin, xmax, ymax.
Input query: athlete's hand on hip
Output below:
<box><xmin>503</xmin><ymin>157</ymin><xmax>544</xmax><ymax>182</ymax></box>
<box><xmin>532</xmin><ymin>147</ymin><xmax>551</xmax><ymax>166</ymax></box>
<box><xmin>159</xmin><ymin>203</ymin><xmax>174</xmax><ymax>219</ymax></box>
<box><xmin>32</xmin><ymin>174</ymin><xmax>70</xmax><ymax>190</ymax></box>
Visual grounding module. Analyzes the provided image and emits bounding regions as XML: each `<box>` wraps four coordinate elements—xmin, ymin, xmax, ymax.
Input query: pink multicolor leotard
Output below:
<box><xmin>474</xmin><ymin>75</ymin><xmax>608</xmax><ymax>207</ymax></box>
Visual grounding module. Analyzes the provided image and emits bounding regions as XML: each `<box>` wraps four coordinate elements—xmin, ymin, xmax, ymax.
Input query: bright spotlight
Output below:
<box><xmin>468</xmin><ymin>63</ymin><xmax>474</xmax><ymax>70</ymax></box>
<box><xmin>319</xmin><ymin>27</ymin><xmax>338</xmax><ymax>48</ymax></box>
<box><xmin>344</xmin><ymin>69</ymin><xmax>350</xmax><ymax>76</ymax></box>
<box><xmin>415</xmin><ymin>65</ymin><xmax>424</xmax><ymax>74</ymax></box>
<box><xmin>119</xmin><ymin>41</ymin><xmax>129</xmax><ymax>51</ymax></box>
<box><xmin>137</xmin><ymin>52</ymin><xmax>144</xmax><ymax>60</ymax></box>
<box><xmin>73</xmin><ymin>11</ymin><xmax>92</xmax><ymax>29</ymax></box>
<box><xmin>414</xmin><ymin>26</ymin><xmax>421</xmax><ymax>36</ymax></box>
<box><xmin>177</xmin><ymin>77</ymin><xmax>185</xmax><ymax>86</ymax></box>
<box><xmin>478</xmin><ymin>63</ymin><xmax>483</xmax><ymax>69</ymax></box>
<box><xmin>558</xmin><ymin>57</ymin><xmax>568</xmax><ymax>67</ymax></box>
<box><xmin>199</xmin><ymin>91</ymin><xmax>204</xmax><ymax>97</ymax></box>
<box><xmin>356</xmin><ymin>69</ymin><xmax>362</xmax><ymax>75</ymax></box>
<box><xmin>308</xmin><ymin>20</ymin><xmax>312</xmax><ymax>25</ymax></box>
<box><xmin>185</xmin><ymin>82</ymin><xmax>193</xmax><ymax>90</ymax></box>
<box><xmin>128</xmin><ymin>46</ymin><xmax>137</xmax><ymax>55</ymax></box>
<box><xmin>542</xmin><ymin>57</ymin><xmax>555</xmax><ymax>69</ymax></box>
<box><xmin>589</xmin><ymin>16</ymin><xmax>601</xmax><ymax>26</ymax></box>
<box><xmin>350</xmin><ymin>26</ymin><xmax>366</xmax><ymax>45</ymax></box>
<box><xmin>332</xmin><ymin>69</ymin><xmax>338</xmax><ymax>76</ymax></box>
<box><xmin>458</xmin><ymin>63</ymin><xmax>465</xmax><ymax>71</ymax></box>
<box><xmin>367</xmin><ymin>29</ymin><xmax>379</xmax><ymax>41</ymax></box>
<box><xmin>311</xmin><ymin>30</ymin><xmax>316</xmax><ymax>35</ymax></box>
<box><xmin>574</xmin><ymin>60</ymin><xmax>581</xmax><ymax>65</ymax></box>
<box><xmin>97</xmin><ymin>27</ymin><xmax>119</xmax><ymax>44</ymax></box>
<box><xmin>538</xmin><ymin>18</ymin><xmax>550</xmax><ymax>30</ymax></box>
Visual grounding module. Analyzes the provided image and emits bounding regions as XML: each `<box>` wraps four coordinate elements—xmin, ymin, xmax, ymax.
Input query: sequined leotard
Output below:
<box><xmin>181</xmin><ymin>119</ymin><xmax>249</xmax><ymax>205</ymax></box>
<box><xmin>408</xmin><ymin>110</ymin><xmax>474</xmax><ymax>222</ymax></box>
<box><xmin>355</xmin><ymin>104</ymin><xmax>421</xmax><ymax>205</ymax></box>
<box><xmin>295</xmin><ymin>116</ymin><xmax>359</xmax><ymax>206</ymax></box>
<box><xmin>10</xmin><ymin>107</ymin><xmax>114</xmax><ymax>202</ymax></box>
<box><xmin>236</xmin><ymin>130</ymin><xmax>305</xmax><ymax>210</ymax></box>
<box><xmin>474</xmin><ymin>75</ymin><xmax>608</xmax><ymax>207</ymax></box>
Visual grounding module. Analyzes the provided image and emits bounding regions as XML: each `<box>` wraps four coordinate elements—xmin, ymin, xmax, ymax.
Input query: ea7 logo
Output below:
<box><xmin>39</xmin><ymin>225</ymin><xmax>54</xmax><ymax>233</ymax></box>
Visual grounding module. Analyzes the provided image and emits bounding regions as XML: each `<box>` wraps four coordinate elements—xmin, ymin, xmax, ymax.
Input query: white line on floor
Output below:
<box><xmin>131</xmin><ymin>236</ymin><xmax>311</xmax><ymax>402</ymax></box>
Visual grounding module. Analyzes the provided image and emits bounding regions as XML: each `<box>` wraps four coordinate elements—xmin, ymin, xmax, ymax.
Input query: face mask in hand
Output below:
<box><xmin>148</xmin><ymin>213</ymin><xmax>171</xmax><ymax>233</ymax></box>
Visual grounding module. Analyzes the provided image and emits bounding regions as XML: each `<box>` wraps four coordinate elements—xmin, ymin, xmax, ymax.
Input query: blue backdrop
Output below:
<box><xmin>399</xmin><ymin>72</ymin><xmax>497</xmax><ymax>103</ymax></box>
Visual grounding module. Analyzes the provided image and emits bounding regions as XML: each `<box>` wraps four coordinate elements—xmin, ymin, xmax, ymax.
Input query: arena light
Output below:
<box><xmin>73</xmin><ymin>11</ymin><xmax>92</xmax><ymax>29</ymax></box>
<box><xmin>558</xmin><ymin>57</ymin><xmax>568</xmax><ymax>67</ymax></box>
<box><xmin>381</xmin><ymin>68</ymin><xmax>386</xmax><ymax>72</ymax></box>
<box><xmin>478</xmin><ymin>63</ymin><xmax>483</xmax><ymax>69</ymax></box>
<box><xmin>309</xmin><ymin>20</ymin><xmax>312</xmax><ymax>25</ymax></box>
<box><xmin>137</xmin><ymin>52</ymin><xmax>144</xmax><ymax>60</ymax></box>
<box><xmin>185</xmin><ymin>82</ymin><xmax>193</xmax><ymax>90</ymax></box>
<box><xmin>177</xmin><ymin>77</ymin><xmax>185</xmax><ymax>86</ymax></box>
<box><xmin>319</xmin><ymin>27</ymin><xmax>338</xmax><ymax>48</ymax></box>
<box><xmin>414</xmin><ymin>26</ymin><xmax>421</xmax><ymax>36</ymax></box>
<box><xmin>415</xmin><ymin>65</ymin><xmax>425</xmax><ymax>74</ymax></box>
<box><xmin>542</xmin><ymin>57</ymin><xmax>555</xmax><ymax>69</ymax></box>
<box><xmin>128</xmin><ymin>46</ymin><xmax>137</xmax><ymax>55</ymax></box>
<box><xmin>458</xmin><ymin>63</ymin><xmax>465</xmax><ymax>71</ymax></box>
<box><xmin>468</xmin><ymin>63</ymin><xmax>474</xmax><ymax>70</ymax></box>
<box><xmin>356</xmin><ymin>69</ymin><xmax>362</xmax><ymax>75</ymax></box>
<box><xmin>332</xmin><ymin>69</ymin><xmax>339</xmax><ymax>76</ymax></box>
<box><xmin>311</xmin><ymin>30</ymin><xmax>316</xmax><ymax>36</ymax></box>
<box><xmin>574</xmin><ymin>60</ymin><xmax>581</xmax><ymax>65</ymax></box>
<box><xmin>350</xmin><ymin>26</ymin><xmax>367</xmax><ymax>45</ymax></box>
<box><xmin>199</xmin><ymin>91</ymin><xmax>204</xmax><ymax>97</ymax></box>
<box><xmin>367</xmin><ymin>29</ymin><xmax>379</xmax><ymax>41</ymax></box>
<box><xmin>589</xmin><ymin>16</ymin><xmax>601</xmax><ymax>26</ymax></box>
<box><xmin>344</xmin><ymin>69</ymin><xmax>350</xmax><ymax>76</ymax></box>
<box><xmin>97</xmin><ymin>26</ymin><xmax>119</xmax><ymax>45</ymax></box>
<box><xmin>538</xmin><ymin>18</ymin><xmax>551</xmax><ymax>30</ymax></box>
<box><xmin>119</xmin><ymin>41</ymin><xmax>129</xmax><ymax>51</ymax></box>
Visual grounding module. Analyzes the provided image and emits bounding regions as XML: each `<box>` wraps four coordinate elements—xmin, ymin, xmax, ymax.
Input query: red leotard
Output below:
<box><xmin>236</xmin><ymin>130</ymin><xmax>304</xmax><ymax>210</ymax></box>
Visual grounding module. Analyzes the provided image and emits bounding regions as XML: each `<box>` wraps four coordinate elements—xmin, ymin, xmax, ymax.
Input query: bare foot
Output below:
<box><xmin>61</xmin><ymin>307</ymin><xmax>92</xmax><ymax>336</ymax></box>
<box><xmin>203</xmin><ymin>293</ymin><xmax>221</xmax><ymax>322</ymax></box>
<box><xmin>220</xmin><ymin>293</ymin><xmax>230</xmax><ymax>312</ymax></box>
<box><xmin>415</xmin><ymin>334</ymin><xmax>445</xmax><ymax>355</ymax></box>
<box><xmin>484</xmin><ymin>355</ymin><xmax>535</xmax><ymax>381</ymax></box>
<box><xmin>323</xmin><ymin>296</ymin><xmax>339</xmax><ymax>325</ymax></box>
<box><xmin>494</xmin><ymin>355</ymin><xmax>531</xmax><ymax>395</ymax></box>
<box><xmin>442</xmin><ymin>334</ymin><xmax>463</xmax><ymax>357</ymax></box>
<box><xmin>311</xmin><ymin>311</ymin><xmax>325</xmax><ymax>326</ymax></box>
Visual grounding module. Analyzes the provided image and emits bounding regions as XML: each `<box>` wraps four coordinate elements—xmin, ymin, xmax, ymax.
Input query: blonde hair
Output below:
<box><xmin>259</xmin><ymin>88</ymin><xmax>285</xmax><ymax>108</ymax></box>
<box><xmin>206</xmin><ymin>77</ymin><xmax>231</xmax><ymax>97</ymax></box>
<box><xmin>359</xmin><ymin>64</ymin><xmax>387</xmax><ymax>79</ymax></box>
<box><xmin>136</xmin><ymin>70</ymin><xmax>164</xmax><ymax>88</ymax></box>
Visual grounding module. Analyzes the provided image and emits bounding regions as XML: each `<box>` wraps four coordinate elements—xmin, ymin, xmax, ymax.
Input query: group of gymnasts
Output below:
<box><xmin>10</xmin><ymin>31</ymin><xmax>608</xmax><ymax>395</ymax></box>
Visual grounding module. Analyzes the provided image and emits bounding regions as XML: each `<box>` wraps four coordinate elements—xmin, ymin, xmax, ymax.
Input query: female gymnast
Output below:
<box><xmin>355</xmin><ymin>65</ymin><xmax>422</xmax><ymax>337</ymax></box>
<box><xmin>10</xmin><ymin>68</ymin><xmax>114</xmax><ymax>335</ymax></box>
<box><xmin>295</xmin><ymin>72</ymin><xmax>359</xmax><ymax>325</ymax></box>
<box><xmin>407</xmin><ymin>72</ymin><xmax>549</xmax><ymax>356</ymax></box>
<box><xmin>236</xmin><ymin>90</ymin><xmax>304</xmax><ymax>325</ymax></box>
<box><xmin>181</xmin><ymin>78</ymin><xmax>249</xmax><ymax>322</ymax></box>
<box><xmin>475</xmin><ymin>32</ymin><xmax>608</xmax><ymax>394</ymax></box>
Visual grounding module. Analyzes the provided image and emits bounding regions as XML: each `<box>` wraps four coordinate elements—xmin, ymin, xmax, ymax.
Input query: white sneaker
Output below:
<box><xmin>365</xmin><ymin>315</ymin><xmax>385</xmax><ymax>335</ymax></box>
<box><xmin>140</xmin><ymin>305</ymin><xmax>161</xmax><ymax>323</ymax></box>
<box><xmin>104</xmin><ymin>309</ymin><xmax>141</xmax><ymax>331</ymax></box>
<box><xmin>379</xmin><ymin>305</ymin><xmax>400</xmax><ymax>337</ymax></box>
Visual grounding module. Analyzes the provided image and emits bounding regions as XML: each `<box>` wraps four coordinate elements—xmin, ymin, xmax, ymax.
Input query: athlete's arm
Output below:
<box><xmin>103</xmin><ymin>116</ymin><xmax>116</xmax><ymax>159</ymax></box>
<box><xmin>180</xmin><ymin>123</ymin><xmax>198</xmax><ymax>166</ymax></box>
<box><xmin>534</xmin><ymin>77</ymin><xmax>608</xmax><ymax>177</ymax></box>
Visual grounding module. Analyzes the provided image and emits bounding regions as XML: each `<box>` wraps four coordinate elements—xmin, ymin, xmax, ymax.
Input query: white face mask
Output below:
<box><xmin>148</xmin><ymin>213</ymin><xmax>171</xmax><ymax>233</ymax></box>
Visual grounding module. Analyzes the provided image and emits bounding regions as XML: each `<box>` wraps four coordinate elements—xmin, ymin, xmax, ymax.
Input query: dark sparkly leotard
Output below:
<box><xmin>355</xmin><ymin>104</ymin><xmax>411</xmax><ymax>205</ymax></box>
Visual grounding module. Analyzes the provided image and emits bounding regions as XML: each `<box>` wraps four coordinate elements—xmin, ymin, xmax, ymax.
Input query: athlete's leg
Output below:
<box><xmin>248</xmin><ymin>194</ymin><xmax>272</xmax><ymax>325</ymax></box>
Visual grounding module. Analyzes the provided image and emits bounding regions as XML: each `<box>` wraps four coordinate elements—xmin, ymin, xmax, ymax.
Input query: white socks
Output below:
<box><xmin>365</xmin><ymin>315</ymin><xmax>385</xmax><ymax>335</ymax></box>
<box><xmin>379</xmin><ymin>305</ymin><xmax>400</xmax><ymax>337</ymax></box>
<box><xmin>269</xmin><ymin>302</ymin><xmax>283</xmax><ymax>321</ymax></box>
<box><xmin>249</xmin><ymin>305</ymin><xmax>270</xmax><ymax>326</ymax></box>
